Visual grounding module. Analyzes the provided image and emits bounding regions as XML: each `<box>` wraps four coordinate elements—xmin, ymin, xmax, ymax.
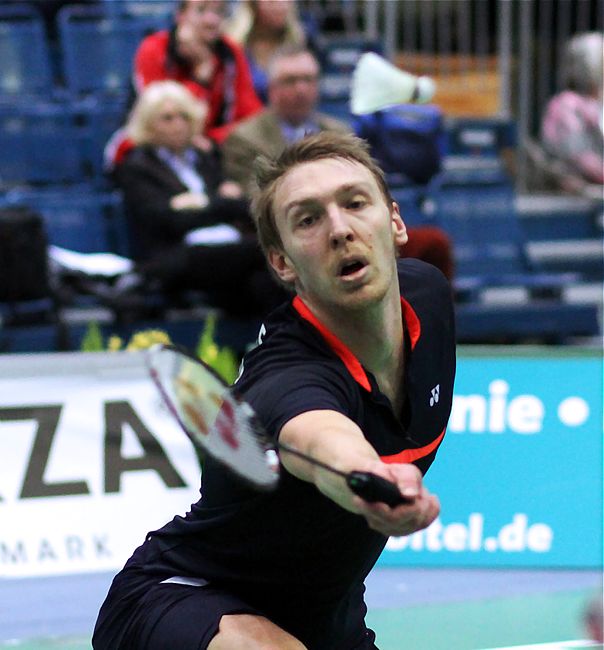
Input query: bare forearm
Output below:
<box><xmin>279</xmin><ymin>410</ymin><xmax>382</xmax><ymax>512</ymax></box>
<box><xmin>278</xmin><ymin>409</ymin><xmax>440</xmax><ymax>536</ymax></box>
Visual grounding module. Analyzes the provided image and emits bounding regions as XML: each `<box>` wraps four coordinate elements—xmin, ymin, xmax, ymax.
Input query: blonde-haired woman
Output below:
<box><xmin>224</xmin><ymin>0</ymin><xmax>310</xmax><ymax>102</ymax></box>
<box><xmin>114</xmin><ymin>80</ymin><xmax>283</xmax><ymax>316</ymax></box>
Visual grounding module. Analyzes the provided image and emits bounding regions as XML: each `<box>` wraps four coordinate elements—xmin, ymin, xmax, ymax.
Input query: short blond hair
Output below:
<box><xmin>251</xmin><ymin>131</ymin><xmax>393</xmax><ymax>256</ymax></box>
<box><xmin>126</xmin><ymin>81</ymin><xmax>207</xmax><ymax>145</ymax></box>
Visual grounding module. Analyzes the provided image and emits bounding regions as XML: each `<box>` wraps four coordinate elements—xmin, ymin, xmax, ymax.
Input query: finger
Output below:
<box><xmin>392</xmin><ymin>466</ymin><xmax>423</xmax><ymax>499</ymax></box>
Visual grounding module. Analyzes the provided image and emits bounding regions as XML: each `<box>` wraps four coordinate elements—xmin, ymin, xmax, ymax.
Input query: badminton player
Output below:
<box><xmin>93</xmin><ymin>132</ymin><xmax>456</xmax><ymax>649</ymax></box>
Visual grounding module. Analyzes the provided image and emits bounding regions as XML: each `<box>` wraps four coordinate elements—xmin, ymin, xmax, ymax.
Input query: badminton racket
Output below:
<box><xmin>146</xmin><ymin>344</ymin><xmax>411</xmax><ymax>507</ymax></box>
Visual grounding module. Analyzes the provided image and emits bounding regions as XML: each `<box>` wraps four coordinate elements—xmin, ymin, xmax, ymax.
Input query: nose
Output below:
<box><xmin>327</xmin><ymin>204</ymin><xmax>354</xmax><ymax>249</ymax></box>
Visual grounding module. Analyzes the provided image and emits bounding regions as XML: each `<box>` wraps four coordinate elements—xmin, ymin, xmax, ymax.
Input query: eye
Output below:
<box><xmin>297</xmin><ymin>214</ymin><xmax>317</xmax><ymax>228</ymax></box>
<box><xmin>347</xmin><ymin>197</ymin><xmax>367</xmax><ymax>210</ymax></box>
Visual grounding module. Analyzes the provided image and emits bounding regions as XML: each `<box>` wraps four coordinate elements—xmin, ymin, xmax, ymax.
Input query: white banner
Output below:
<box><xmin>0</xmin><ymin>351</ymin><xmax>203</xmax><ymax>578</ymax></box>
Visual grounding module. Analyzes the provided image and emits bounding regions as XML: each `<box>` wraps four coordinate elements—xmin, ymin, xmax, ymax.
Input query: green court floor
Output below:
<box><xmin>366</xmin><ymin>588</ymin><xmax>598</xmax><ymax>649</ymax></box>
<box><xmin>2</xmin><ymin>587</ymin><xmax>599</xmax><ymax>650</ymax></box>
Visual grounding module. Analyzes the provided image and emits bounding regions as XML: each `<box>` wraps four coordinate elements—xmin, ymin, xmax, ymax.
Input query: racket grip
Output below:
<box><xmin>347</xmin><ymin>471</ymin><xmax>412</xmax><ymax>507</ymax></box>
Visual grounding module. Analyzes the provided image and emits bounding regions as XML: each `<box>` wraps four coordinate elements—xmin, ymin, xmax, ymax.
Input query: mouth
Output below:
<box><xmin>338</xmin><ymin>257</ymin><xmax>368</xmax><ymax>279</ymax></box>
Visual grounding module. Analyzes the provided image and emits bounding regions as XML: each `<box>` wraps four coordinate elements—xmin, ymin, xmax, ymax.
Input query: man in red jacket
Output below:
<box><xmin>135</xmin><ymin>0</ymin><xmax>263</xmax><ymax>144</ymax></box>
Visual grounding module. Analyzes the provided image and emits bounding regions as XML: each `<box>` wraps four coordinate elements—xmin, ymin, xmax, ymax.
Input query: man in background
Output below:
<box><xmin>222</xmin><ymin>45</ymin><xmax>348</xmax><ymax>191</ymax></box>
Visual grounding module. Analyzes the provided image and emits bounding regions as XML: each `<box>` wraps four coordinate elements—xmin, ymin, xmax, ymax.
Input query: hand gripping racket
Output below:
<box><xmin>146</xmin><ymin>344</ymin><xmax>411</xmax><ymax>507</ymax></box>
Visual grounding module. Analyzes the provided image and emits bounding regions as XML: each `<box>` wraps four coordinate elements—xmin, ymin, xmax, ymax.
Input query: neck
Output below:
<box><xmin>160</xmin><ymin>144</ymin><xmax>188</xmax><ymax>157</ymax></box>
<box><xmin>299</xmin><ymin>288</ymin><xmax>405</xmax><ymax>389</ymax></box>
<box><xmin>279</xmin><ymin>113</ymin><xmax>312</xmax><ymax>128</ymax></box>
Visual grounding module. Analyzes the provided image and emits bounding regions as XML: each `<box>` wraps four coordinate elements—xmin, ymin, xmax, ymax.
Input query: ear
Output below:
<box><xmin>268</xmin><ymin>247</ymin><xmax>298</xmax><ymax>285</ymax></box>
<box><xmin>390</xmin><ymin>202</ymin><xmax>408</xmax><ymax>247</ymax></box>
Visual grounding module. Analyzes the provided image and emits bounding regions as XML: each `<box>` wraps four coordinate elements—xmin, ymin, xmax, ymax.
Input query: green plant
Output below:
<box><xmin>80</xmin><ymin>321</ymin><xmax>104</xmax><ymax>352</ymax></box>
<box><xmin>79</xmin><ymin>316</ymin><xmax>240</xmax><ymax>385</ymax></box>
<box><xmin>196</xmin><ymin>313</ymin><xmax>240</xmax><ymax>384</ymax></box>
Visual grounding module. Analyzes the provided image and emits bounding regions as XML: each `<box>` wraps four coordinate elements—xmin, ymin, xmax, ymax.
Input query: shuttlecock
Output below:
<box><xmin>350</xmin><ymin>52</ymin><xmax>436</xmax><ymax>115</ymax></box>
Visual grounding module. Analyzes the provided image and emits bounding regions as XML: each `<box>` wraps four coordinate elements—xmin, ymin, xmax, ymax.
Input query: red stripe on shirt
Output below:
<box><xmin>380</xmin><ymin>427</ymin><xmax>446</xmax><ymax>464</ymax></box>
<box><xmin>293</xmin><ymin>296</ymin><xmax>371</xmax><ymax>391</ymax></box>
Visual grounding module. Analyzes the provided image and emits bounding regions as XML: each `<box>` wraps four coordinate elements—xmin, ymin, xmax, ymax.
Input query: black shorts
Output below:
<box><xmin>96</xmin><ymin>577</ymin><xmax>261</xmax><ymax>650</ymax></box>
<box><xmin>94</xmin><ymin>575</ymin><xmax>379</xmax><ymax>650</ymax></box>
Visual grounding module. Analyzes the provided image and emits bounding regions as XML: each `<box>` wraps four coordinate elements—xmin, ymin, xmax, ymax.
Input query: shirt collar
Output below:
<box><xmin>279</xmin><ymin>118</ymin><xmax>320</xmax><ymax>144</ymax></box>
<box><xmin>292</xmin><ymin>295</ymin><xmax>421</xmax><ymax>392</ymax></box>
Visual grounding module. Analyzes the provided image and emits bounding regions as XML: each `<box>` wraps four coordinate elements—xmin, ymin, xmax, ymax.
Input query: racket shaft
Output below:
<box><xmin>347</xmin><ymin>472</ymin><xmax>412</xmax><ymax>507</ymax></box>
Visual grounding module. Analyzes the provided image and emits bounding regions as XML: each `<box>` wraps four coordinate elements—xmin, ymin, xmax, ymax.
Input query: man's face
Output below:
<box><xmin>268</xmin><ymin>53</ymin><xmax>320</xmax><ymax>125</ymax></box>
<box><xmin>178</xmin><ymin>0</ymin><xmax>224</xmax><ymax>45</ymax></box>
<box><xmin>268</xmin><ymin>158</ymin><xmax>408</xmax><ymax>314</ymax></box>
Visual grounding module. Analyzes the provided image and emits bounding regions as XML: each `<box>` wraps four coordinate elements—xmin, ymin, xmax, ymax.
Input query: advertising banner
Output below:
<box><xmin>0</xmin><ymin>349</ymin><xmax>601</xmax><ymax>578</ymax></box>
<box><xmin>0</xmin><ymin>352</ymin><xmax>202</xmax><ymax>578</ymax></box>
<box><xmin>382</xmin><ymin>350</ymin><xmax>603</xmax><ymax>568</ymax></box>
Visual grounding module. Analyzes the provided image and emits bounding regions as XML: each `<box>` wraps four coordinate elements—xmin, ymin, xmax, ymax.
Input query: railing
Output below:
<box><xmin>355</xmin><ymin>0</ymin><xmax>603</xmax><ymax>189</ymax></box>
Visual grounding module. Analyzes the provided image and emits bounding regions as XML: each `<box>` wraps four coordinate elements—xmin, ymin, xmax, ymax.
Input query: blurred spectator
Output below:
<box><xmin>133</xmin><ymin>0</ymin><xmax>263</xmax><ymax>144</ymax></box>
<box><xmin>224</xmin><ymin>0</ymin><xmax>309</xmax><ymax>102</ymax></box>
<box><xmin>222</xmin><ymin>45</ymin><xmax>348</xmax><ymax>189</ymax></box>
<box><xmin>222</xmin><ymin>46</ymin><xmax>454</xmax><ymax>280</ymax></box>
<box><xmin>114</xmin><ymin>80</ymin><xmax>282</xmax><ymax>316</ymax></box>
<box><xmin>536</xmin><ymin>31</ymin><xmax>603</xmax><ymax>197</ymax></box>
<box><xmin>583</xmin><ymin>592</ymin><xmax>604</xmax><ymax>643</ymax></box>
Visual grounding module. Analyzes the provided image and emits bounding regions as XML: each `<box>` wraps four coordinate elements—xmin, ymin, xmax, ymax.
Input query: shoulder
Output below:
<box><xmin>236</xmin><ymin>303</ymin><xmax>353</xmax><ymax>391</ymax></box>
<box><xmin>136</xmin><ymin>29</ymin><xmax>169</xmax><ymax>55</ymax></box>
<box><xmin>399</xmin><ymin>257</ymin><xmax>451</xmax><ymax>291</ymax></box>
<box><xmin>235</xmin><ymin>304</ymin><xmax>358</xmax><ymax>434</ymax></box>
<box><xmin>397</xmin><ymin>259</ymin><xmax>456</xmax><ymax>357</ymax></box>
<box><xmin>398</xmin><ymin>258</ymin><xmax>454</xmax><ymax>320</ymax></box>
<box><xmin>316</xmin><ymin>113</ymin><xmax>352</xmax><ymax>134</ymax></box>
<box><xmin>217</xmin><ymin>35</ymin><xmax>248</xmax><ymax>64</ymax></box>
<box><xmin>225</xmin><ymin>110</ymin><xmax>277</xmax><ymax>147</ymax></box>
<box><xmin>120</xmin><ymin>145</ymin><xmax>158</xmax><ymax>168</ymax></box>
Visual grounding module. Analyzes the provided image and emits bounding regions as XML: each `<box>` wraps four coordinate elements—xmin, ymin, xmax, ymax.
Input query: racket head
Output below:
<box><xmin>146</xmin><ymin>344</ymin><xmax>280</xmax><ymax>490</ymax></box>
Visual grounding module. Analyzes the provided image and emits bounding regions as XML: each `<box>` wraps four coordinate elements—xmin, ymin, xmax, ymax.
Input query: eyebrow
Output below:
<box><xmin>283</xmin><ymin>182</ymin><xmax>373</xmax><ymax>218</ymax></box>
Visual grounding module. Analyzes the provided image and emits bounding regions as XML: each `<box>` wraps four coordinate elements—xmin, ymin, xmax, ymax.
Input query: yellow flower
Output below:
<box><xmin>126</xmin><ymin>329</ymin><xmax>172</xmax><ymax>351</ymax></box>
<box><xmin>107</xmin><ymin>335</ymin><xmax>123</xmax><ymax>351</ymax></box>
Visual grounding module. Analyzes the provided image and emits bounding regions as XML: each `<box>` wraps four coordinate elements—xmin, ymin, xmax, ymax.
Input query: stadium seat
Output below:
<box><xmin>1</xmin><ymin>188</ymin><xmax>124</xmax><ymax>254</ymax></box>
<box><xmin>0</xmin><ymin>4</ymin><xmax>55</xmax><ymax>100</ymax></box>
<box><xmin>455</xmin><ymin>301</ymin><xmax>600</xmax><ymax>343</ymax></box>
<box><xmin>316</xmin><ymin>34</ymin><xmax>382</xmax><ymax>120</ymax></box>
<box><xmin>518</xmin><ymin>194</ymin><xmax>604</xmax><ymax>281</ymax></box>
<box><xmin>427</xmin><ymin>169</ymin><xmax>583</xmax><ymax>297</ymax></box>
<box><xmin>78</xmin><ymin>98</ymin><xmax>129</xmax><ymax>184</ymax></box>
<box><xmin>57</xmin><ymin>5</ymin><xmax>166</xmax><ymax>99</ymax></box>
<box><xmin>444</xmin><ymin>116</ymin><xmax>516</xmax><ymax>158</ymax></box>
<box><xmin>315</xmin><ymin>35</ymin><xmax>383</xmax><ymax>74</ymax></box>
<box><xmin>0</xmin><ymin>101</ymin><xmax>88</xmax><ymax>187</ymax></box>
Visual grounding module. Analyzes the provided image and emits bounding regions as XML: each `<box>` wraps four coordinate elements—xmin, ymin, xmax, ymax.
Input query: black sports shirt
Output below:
<box><xmin>98</xmin><ymin>258</ymin><xmax>456</xmax><ymax>650</ymax></box>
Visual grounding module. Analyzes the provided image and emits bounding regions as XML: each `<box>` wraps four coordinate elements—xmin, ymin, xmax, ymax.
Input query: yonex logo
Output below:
<box><xmin>429</xmin><ymin>384</ymin><xmax>440</xmax><ymax>407</ymax></box>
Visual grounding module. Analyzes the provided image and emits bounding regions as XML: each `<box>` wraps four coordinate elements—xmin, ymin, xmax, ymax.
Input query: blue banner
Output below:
<box><xmin>379</xmin><ymin>349</ymin><xmax>603</xmax><ymax>568</ymax></box>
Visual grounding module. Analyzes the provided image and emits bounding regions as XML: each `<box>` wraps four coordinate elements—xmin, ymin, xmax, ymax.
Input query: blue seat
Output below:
<box><xmin>444</xmin><ymin>116</ymin><xmax>516</xmax><ymax>158</ymax></box>
<box><xmin>0</xmin><ymin>101</ymin><xmax>88</xmax><ymax>187</ymax></box>
<box><xmin>455</xmin><ymin>302</ymin><xmax>600</xmax><ymax>343</ymax></box>
<box><xmin>0</xmin><ymin>4</ymin><xmax>55</xmax><ymax>99</ymax></box>
<box><xmin>317</xmin><ymin>36</ymin><xmax>383</xmax><ymax>107</ymax></box>
<box><xmin>79</xmin><ymin>97</ymin><xmax>129</xmax><ymax>183</ymax></box>
<box><xmin>389</xmin><ymin>186</ymin><xmax>431</xmax><ymax>228</ymax></box>
<box><xmin>2</xmin><ymin>188</ymin><xmax>122</xmax><ymax>254</ymax></box>
<box><xmin>316</xmin><ymin>36</ymin><xmax>383</xmax><ymax>74</ymax></box>
<box><xmin>427</xmin><ymin>170</ymin><xmax>581</xmax><ymax>295</ymax></box>
<box><xmin>57</xmin><ymin>5</ymin><xmax>165</xmax><ymax>98</ymax></box>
